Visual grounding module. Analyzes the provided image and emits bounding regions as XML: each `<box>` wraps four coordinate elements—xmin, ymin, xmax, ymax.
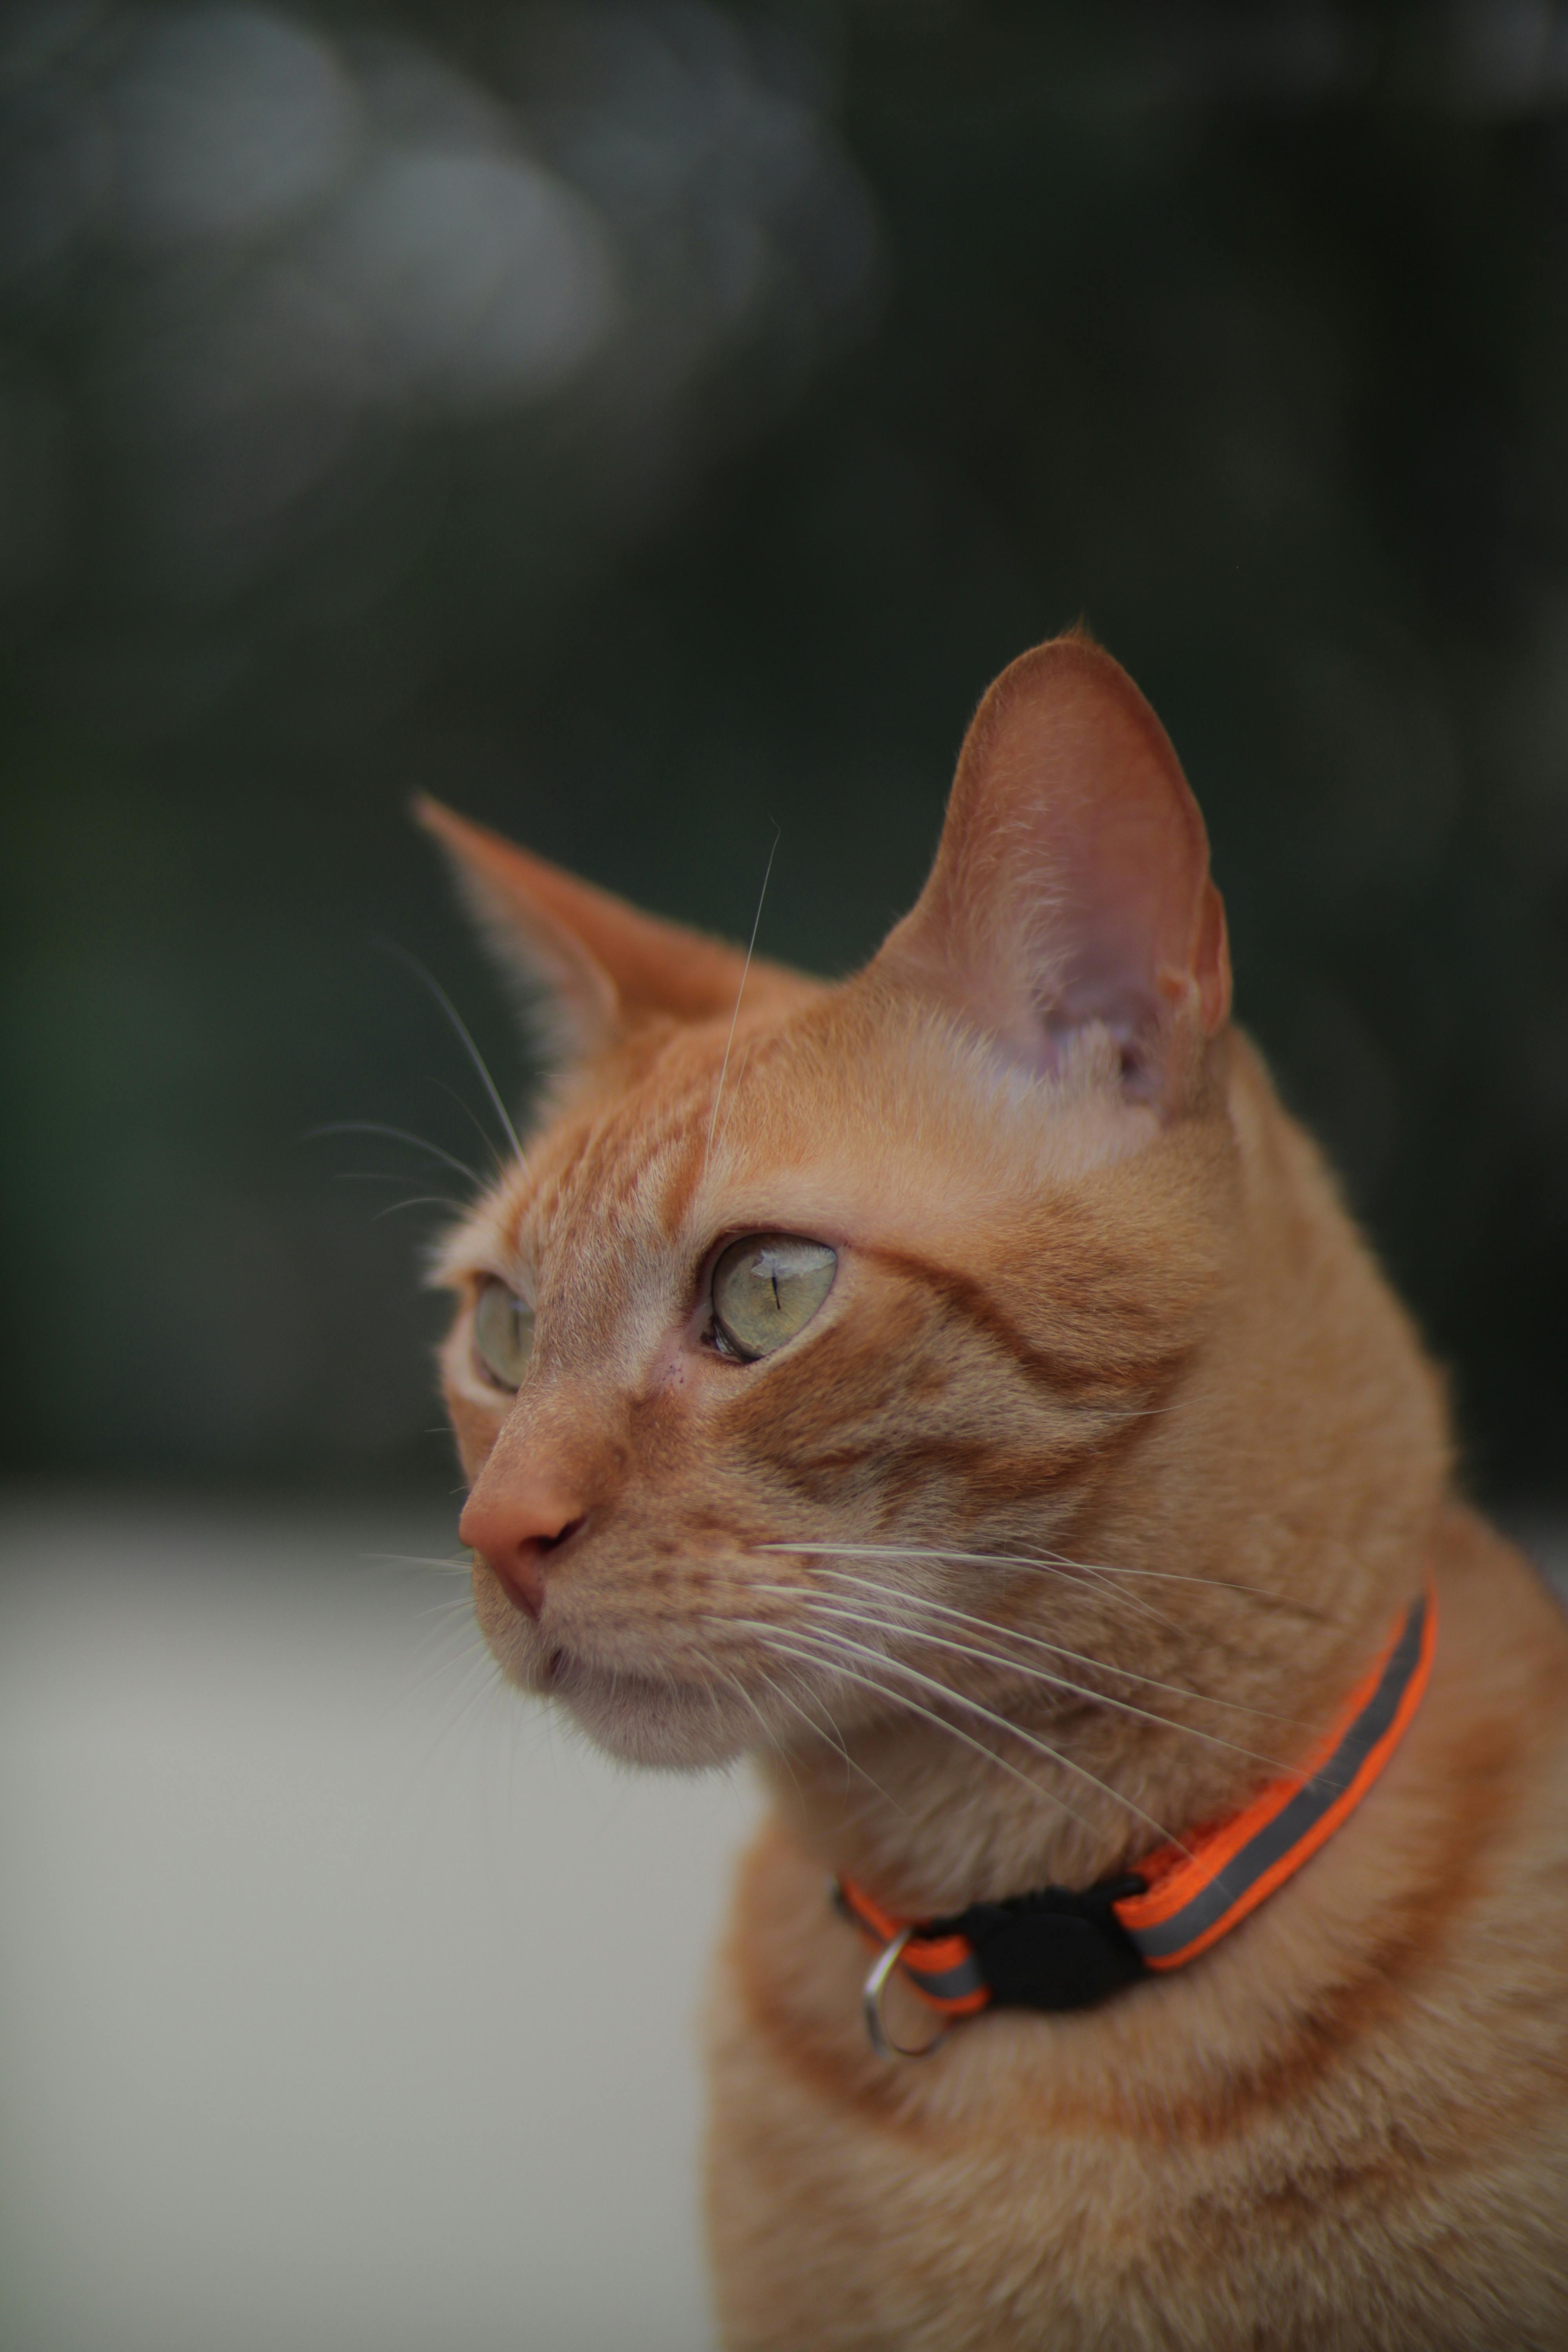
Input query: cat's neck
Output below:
<box><xmin>755</xmin><ymin>1512</ymin><xmax>1443</xmax><ymax>1922</ymax></box>
<box><xmin>757</xmin><ymin>1702</ymin><xmax>1211</xmax><ymax>1919</ymax></box>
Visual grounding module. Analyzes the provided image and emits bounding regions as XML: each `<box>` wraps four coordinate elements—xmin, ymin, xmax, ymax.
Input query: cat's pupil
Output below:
<box><xmin>711</xmin><ymin>1234</ymin><xmax>836</xmax><ymax>1361</ymax></box>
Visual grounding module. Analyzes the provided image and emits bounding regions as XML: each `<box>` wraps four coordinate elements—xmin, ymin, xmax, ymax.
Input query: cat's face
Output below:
<box><xmin>429</xmin><ymin>637</ymin><xmax>1239</xmax><ymax>1777</ymax></box>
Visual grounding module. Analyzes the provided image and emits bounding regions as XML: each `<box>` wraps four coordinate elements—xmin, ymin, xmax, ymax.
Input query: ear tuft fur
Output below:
<box><xmin>415</xmin><ymin>797</ymin><xmax>810</xmax><ymax>1076</ymax></box>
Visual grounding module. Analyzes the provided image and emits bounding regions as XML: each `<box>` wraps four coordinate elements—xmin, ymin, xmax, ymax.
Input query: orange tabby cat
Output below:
<box><xmin>423</xmin><ymin>635</ymin><xmax>1568</xmax><ymax>2350</ymax></box>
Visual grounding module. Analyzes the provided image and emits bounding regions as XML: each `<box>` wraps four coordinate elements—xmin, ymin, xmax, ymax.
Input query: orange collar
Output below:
<box><xmin>837</xmin><ymin>1585</ymin><xmax>1436</xmax><ymax>2053</ymax></box>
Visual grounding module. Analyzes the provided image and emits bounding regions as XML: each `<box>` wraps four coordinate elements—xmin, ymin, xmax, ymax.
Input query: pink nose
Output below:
<box><xmin>460</xmin><ymin>1480</ymin><xmax>587</xmax><ymax>1619</ymax></box>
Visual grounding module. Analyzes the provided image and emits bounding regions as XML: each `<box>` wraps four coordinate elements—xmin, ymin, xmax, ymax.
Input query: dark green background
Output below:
<box><xmin>4</xmin><ymin>0</ymin><xmax>1566</xmax><ymax>1501</ymax></box>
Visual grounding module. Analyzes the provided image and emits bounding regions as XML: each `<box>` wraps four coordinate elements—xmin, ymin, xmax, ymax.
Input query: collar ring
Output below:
<box><xmin>862</xmin><ymin>1926</ymin><xmax>949</xmax><ymax>2061</ymax></box>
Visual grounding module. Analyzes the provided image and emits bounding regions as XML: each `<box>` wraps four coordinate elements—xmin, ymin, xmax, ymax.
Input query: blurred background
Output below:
<box><xmin>4</xmin><ymin>1</ymin><xmax>1568</xmax><ymax>2346</ymax></box>
<box><xmin>6</xmin><ymin>0</ymin><xmax>1568</xmax><ymax>1501</ymax></box>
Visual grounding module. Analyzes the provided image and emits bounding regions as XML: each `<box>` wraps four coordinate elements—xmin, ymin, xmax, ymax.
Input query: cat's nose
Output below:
<box><xmin>460</xmin><ymin>1481</ymin><xmax>587</xmax><ymax>1620</ymax></box>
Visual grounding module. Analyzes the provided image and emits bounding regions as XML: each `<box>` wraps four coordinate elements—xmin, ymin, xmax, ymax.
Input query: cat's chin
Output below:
<box><xmin>551</xmin><ymin>1658</ymin><xmax>751</xmax><ymax>1771</ymax></box>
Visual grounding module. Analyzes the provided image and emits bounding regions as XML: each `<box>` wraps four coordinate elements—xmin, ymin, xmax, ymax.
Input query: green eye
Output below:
<box><xmin>711</xmin><ymin>1234</ymin><xmax>837</xmax><ymax>1361</ymax></box>
<box><xmin>472</xmin><ymin>1277</ymin><xmax>534</xmax><ymax>1390</ymax></box>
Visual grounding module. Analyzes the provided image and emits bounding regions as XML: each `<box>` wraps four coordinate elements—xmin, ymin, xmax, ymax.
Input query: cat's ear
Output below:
<box><xmin>874</xmin><ymin>633</ymin><xmax>1230</xmax><ymax>1110</ymax></box>
<box><xmin>416</xmin><ymin>797</ymin><xmax>761</xmax><ymax>1067</ymax></box>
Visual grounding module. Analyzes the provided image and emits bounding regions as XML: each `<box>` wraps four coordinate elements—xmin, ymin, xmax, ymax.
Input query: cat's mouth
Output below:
<box><xmin>472</xmin><ymin>1556</ymin><xmax>782</xmax><ymax>1766</ymax></box>
<box><xmin>544</xmin><ymin>1641</ymin><xmax>695</xmax><ymax>1704</ymax></box>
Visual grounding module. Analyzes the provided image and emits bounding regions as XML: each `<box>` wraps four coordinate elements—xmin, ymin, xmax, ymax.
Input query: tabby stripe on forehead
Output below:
<box><xmin>545</xmin><ymin>1080</ymin><xmax>705</xmax><ymax>1231</ymax></box>
<box><xmin>655</xmin><ymin>1089</ymin><xmax>732</xmax><ymax>1237</ymax></box>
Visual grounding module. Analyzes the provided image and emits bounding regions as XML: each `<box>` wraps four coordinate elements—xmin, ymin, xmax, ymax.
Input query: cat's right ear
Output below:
<box><xmin>415</xmin><ymin>798</ymin><xmax>759</xmax><ymax>1071</ymax></box>
<box><xmin>873</xmin><ymin>633</ymin><xmax>1231</xmax><ymax>1112</ymax></box>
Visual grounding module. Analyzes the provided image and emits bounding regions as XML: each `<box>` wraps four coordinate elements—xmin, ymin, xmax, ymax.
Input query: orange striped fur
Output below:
<box><xmin>426</xmin><ymin>636</ymin><xmax>1568</xmax><ymax>2348</ymax></box>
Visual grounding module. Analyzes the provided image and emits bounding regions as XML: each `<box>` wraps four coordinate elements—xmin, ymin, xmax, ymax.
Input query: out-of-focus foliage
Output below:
<box><xmin>2</xmin><ymin>0</ymin><xmax>1566</xmax><ymax>1498</ymax></box>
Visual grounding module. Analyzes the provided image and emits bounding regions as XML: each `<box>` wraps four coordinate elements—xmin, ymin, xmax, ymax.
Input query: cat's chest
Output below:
<box><xmin>702</xmin><ymin>1944</ymin><xmax>1345</xmax><ymax>2352</ymax></box>
<box><xmin>700</xmin><ymin>1798</ymin><xmax>1568</xmax><ymax>2352</ymax></box>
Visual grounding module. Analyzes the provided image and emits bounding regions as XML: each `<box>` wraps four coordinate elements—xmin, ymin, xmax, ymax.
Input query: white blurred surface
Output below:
<box><xmin>0</xmin><ymin>1496</ymin><xmax>757</xmax><ymax>2352</ymax></box>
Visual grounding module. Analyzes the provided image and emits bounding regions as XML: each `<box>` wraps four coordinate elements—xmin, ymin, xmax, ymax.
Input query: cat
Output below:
<box><xmin>420</xmin><ymin>632</ymin><xmax>1568</xmax><ymax>2350</ymax></box>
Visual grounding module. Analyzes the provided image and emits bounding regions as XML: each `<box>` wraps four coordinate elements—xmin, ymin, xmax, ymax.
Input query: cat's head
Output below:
<box><xmin>423</xmin><ymin>635</ymin><xmax>1441</xmax><ymax>1857</ymax></box>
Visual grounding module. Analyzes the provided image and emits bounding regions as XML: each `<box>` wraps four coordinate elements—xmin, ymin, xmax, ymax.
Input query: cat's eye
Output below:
<box><xmin>711</xmin><ymin>1234</ymin><xmax>837</xmax><ymax>1361</ymax></box>
<box><xmin>472</xmin><ymin>1277</ymin><xmax>534</xmax><ymax>1390</ymax></box>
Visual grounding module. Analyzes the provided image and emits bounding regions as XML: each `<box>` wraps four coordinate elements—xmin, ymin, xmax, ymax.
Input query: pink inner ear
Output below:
<box><xmin>879</xmin><ymin>636</ymin><xmax>1230</xmax><ymax>1102</ymax></box>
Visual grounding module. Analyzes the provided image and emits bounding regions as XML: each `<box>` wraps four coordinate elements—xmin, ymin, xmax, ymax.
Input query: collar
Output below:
<box><xmin>835</xmin><ymin>1583</ymin><xmax>1436</xmax><ymax>2057</ymax></box>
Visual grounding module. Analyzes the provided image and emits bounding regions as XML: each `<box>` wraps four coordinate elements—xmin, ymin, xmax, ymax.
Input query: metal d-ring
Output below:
<box><xmin>862</xmin><ymin>1927</ymin><xmax>950</xmax><ymax>2061</ymax></box>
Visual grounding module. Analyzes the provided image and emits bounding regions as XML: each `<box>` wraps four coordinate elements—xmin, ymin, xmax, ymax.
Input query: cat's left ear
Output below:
<box><xmin>874</xmin><ymin>633</ymin><xmax>1231</xmax><ymax>1112</ymax></box>
<box><xmin>416</xmin><ymin>797</ymin><xmax>780</xmax><ymax>1071</ymax></box>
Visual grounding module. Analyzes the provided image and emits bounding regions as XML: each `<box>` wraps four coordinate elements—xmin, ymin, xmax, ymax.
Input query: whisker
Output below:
<box><xmin>702</xmin><ymin>824</ymin><xmax>780</xmax><ymax>1174</ymax></box>
<box><xmin>764</xmin><ymin>1539</ymin><xmax>1329</xmax><ymax>1626</ymax></box>
<box><xmin>411</xmin><ymin>1595</ymin><xmax>483</xmax><ymax>1627</ymax></box>
<box><xmin>713</xmin><ymin>1661</ymin><xmax>784</xmax><ymax>1756</ymax></box>
<box><xmin>374</xmin><ymin>1193</ymin><xmax>468</xmax><ymax>1221</ymax></box>
<box><xmin>403</xmin><ymin>1630</ymin><xmax>492</xmax><ymax>1706</ymax></box>
<box><xmin>308</xmin><ymin>1121</ymin><xmax>484</xmax><ymax>1188</ymax></box>
<box><xmin>716</xmin><ymin>1617</ymin><xmax>1103</xmax><ymax>1841</ymax></box>
<box><xmin>717</xmin><ymin>1664</ymin><xmax>817</xmax><ymax>1809</ymax></box>
<box><xmin>715</xmin><ymin>1037</ymin><xmax>758</xmax><ymax>1155</ymax></box>
<box><xmin>760</xmin><ymin>1536</ymin><xmax>1179</xmax><ymax>1637</ymax></box>
<box><xmin>752</xmin><ymin>1661</ymin><xmax>907</xmax><ymax>1813</ymax></box>
<box><xmin>737</xmin><ymin>1662</ymin><xmax>797</xmax><ymax>1751</ymax></box>
<box><xmin>1042</xmin><ymin>1544</ymin><xmax>1336</xmax><ymax>1624</ymax></box>
<box><xmin>767</xmin><ymin>1586</ymin><xmax>1292</xmax><ymax>1771</ymax></box>
<box><xmin>375</xmin><ymin>938</ymin><xmax>523</xmax><ymax>1162</ymax></box>
<box><xmin>426</xmin><ymin>1647</ymin><xmax>505</xmax><ymax>1754</ymax></box>
<box><xmin>720</xmin><ymin>1613</ymin><xmax>1190</xmax><ymax>1857</ymax></box>
<box><xmin>360</xmin><ymin>1552</ymin><xmax>472</xmax><ymax>1575</ymax></box>
<box><xmin>753</xmin><ymin>1659</ymin><xmax>848</xmax><ymax>1765</ymax></box>
<box><xmin>771</xmin><ymin>1534</ymin><xmax>1189</xmax><ymax>1646</ymax></box>
<box><xmin>804</xmin><ymin>1619</ymin><xmax>1194</xmax><ymax>1856</ymax></box>
<box><xmin>801</xmin><ymin>1566</ymin><xmax>1309</xmax><ymax>1727</ymax></box>
<box><xmin>429</xmin><ymin>1075</ymin><xmax>511</xmax><ymax>1176</ymax></box>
